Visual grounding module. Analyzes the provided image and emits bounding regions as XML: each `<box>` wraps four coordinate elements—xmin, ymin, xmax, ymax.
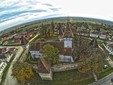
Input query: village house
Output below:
<box><xmin>1</xmin><ymin>47</ymin><xmax>9</xmax><ymax>53</ymax></box>
<box><xmin>0</xmin><ymin>62</ymin><xmax>7</xmax><ymax>72</ymax></box>
<box><xmin>0</xmin><ymin>54</ymin><xmax>7</xmax><ymax>62</ymax></box>
<box><xmin>0</xmin><ymin>61</ymin><xmax>7</xmax><ymax>82</ymax></box>
<box><xmin>104</xmin><ymin>43</ymin><xmax>113</xmax><ymax>55</ymax></box>
<box><xmin>3</xmin><ymin>36</ymin><xmax>28</xmax><ymax>46</ymax></box>
<box><xmin>13</xmin><ymin>32</ymin><xmax>34</xmax><ymax>39</ymax></box>
<box><xmin>90</xmin><ymin>30</ymin><xmax>99</xmax><ymax>38</ymax></box>
<box><xmin>99</xmin><ymin>32</ymin><xmax>107</xmax><ymax>40</ymax></box>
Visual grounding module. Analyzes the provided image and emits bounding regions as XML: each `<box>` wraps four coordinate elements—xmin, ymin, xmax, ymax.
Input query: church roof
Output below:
<box><xmin>29</xmin><ymin>43</ymin><xmax>40</xmax><ymax>51</ymax></box>
<box><xmin>29</xmin><ymin>41</ymin><xmax>72</xmax><ymax>55</ymax></box>
<box><xmin>48</xmin><ymin>41</ymin><xmax>64</xmax><ymax>54</ymax></box>
<box><xmin>63</xmin><ymin>22</ymin><xmax>74</xmax><ymax>38</ymax></box>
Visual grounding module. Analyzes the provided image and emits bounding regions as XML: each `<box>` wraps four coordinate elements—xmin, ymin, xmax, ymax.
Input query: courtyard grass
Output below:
<box><xmin>26</xmin><ymin>66</ymin><xmax>113</xmax><ymax>85</ymax></box>
<box><xmin>25</xmin><ymin>70</ymin><xmax>94</xmax><ymax>85</ymax></box>
<box><xmin>26</xmin><ymin>55</ymin><xmax>113</xmax><ymax>85</ymax></box>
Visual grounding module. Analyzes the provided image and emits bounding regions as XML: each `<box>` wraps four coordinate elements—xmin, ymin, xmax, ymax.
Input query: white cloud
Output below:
<box><xmin>0</xmin><ymin>9</ymin><xmax>63</xmax><ymax>31</ymax></box>
<box><xmin>52</xmin><ymin>0</ymin><xmax>113</xmax><ymax>20</ymax></box>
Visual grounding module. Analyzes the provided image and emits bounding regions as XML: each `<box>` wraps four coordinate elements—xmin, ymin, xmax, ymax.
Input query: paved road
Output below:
<box><xmin>19</xmin><ymin>48</ymin><xmax>28</xmax><ymax>63</ymax></box>
<box><xmin>3</xmin><ymin>46</ymin><xmax>24</xmax><ymax>85</ymax></box>
<box><xmin>89</xmin><ymin>72</ymin><xmax>113</xmax><ymax>85</ymax></box>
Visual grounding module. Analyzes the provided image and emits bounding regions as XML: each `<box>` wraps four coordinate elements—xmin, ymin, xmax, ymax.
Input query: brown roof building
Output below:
<box><xmin>30</xmin><ymin>41</ymin><xmax>72</xmax><ymax>56</ymax></box>
<box><xmin>29</xmin><ymin>42</ymin><xmax>42</xmax><ymax>51</ymax></box>
<box><xmin>38</xmin><ymin>57</ymin><xmax>52</xmax><ymax>80</ymax></box>
<box><xmin>38</xmin><ymin>57</ymin><xmax>50</xmax><ymax>73</ymax></box>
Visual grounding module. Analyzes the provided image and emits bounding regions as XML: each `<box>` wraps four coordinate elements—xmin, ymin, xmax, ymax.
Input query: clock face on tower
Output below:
<box><xmin>64</xmin><ymin>38</ymin><xmax>72</xmax><ymax>48</ymax></box>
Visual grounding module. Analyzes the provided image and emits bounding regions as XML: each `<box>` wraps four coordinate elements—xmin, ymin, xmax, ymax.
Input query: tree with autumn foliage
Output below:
<box><xmin>40</xmin><ymin>44</ymin><xmax>59</xmax><ymax>64</ymax></box>
<box><xmin>78</xmin><ymin>48</ymin><xmax>105</xmax><ymax>81</ymax></box>
<box><xmin>76</xmin><ymin>39</ymin><xmax>105</xmax><ymax>81</ymax></box>
<box><xmin>73</xmin><ymin>36</ymin><xmax>105</xmax><ymax>81</ymax></box>
<box><xmin>12</xmin><ymin>62</ymin><xmax>34</xmax><ymax>85</ymax></box>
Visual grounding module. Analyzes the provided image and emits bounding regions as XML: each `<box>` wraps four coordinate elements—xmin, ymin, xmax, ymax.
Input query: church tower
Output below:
<box><xmin>63</xmin><ymin>19</ymin><xmax>74</xmax><ymax>48</ymax></box>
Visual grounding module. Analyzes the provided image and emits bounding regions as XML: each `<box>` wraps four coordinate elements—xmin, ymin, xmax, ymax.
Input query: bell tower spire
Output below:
<box><xmin>63</xmin><ymin>17</ymin><xmax>74</xmax><ymax>48</ymax></box>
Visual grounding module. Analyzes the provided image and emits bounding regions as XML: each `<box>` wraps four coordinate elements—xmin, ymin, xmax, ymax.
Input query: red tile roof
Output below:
<box><xmin>30</xmin><ymin>41</ymin><xmax>72</xmax><ymax>56</ymax></box>
<box><xmin>47</xmin><ymin>41</ymin><xmax>64</xmax><ymax>54</ymax></box>
<box><xmin>9</xmin><ymin>48</ymin><xmax>15</xmax><ymax>52</ymax></box>
<box><xmin>29</xmin><ymin>42</ymin><xmax>44</xmax><ymax>51</ymax></box>
<box><xmin>2</xmin><ymin>48</ymin><xmax>7</xmax><ymax>53</ymax></box>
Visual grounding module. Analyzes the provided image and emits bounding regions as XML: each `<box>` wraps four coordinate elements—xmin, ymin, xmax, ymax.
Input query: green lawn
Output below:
<box><xmin>53</xmin><ymin>70</ymin><xmax>94</xmax><ymax>85</ymax></box>
<box><xmin>26</xmin><ymin>65</ymin><xmax>113</xmax><ymax>85</ymax></box>
<box><xmin>98</xmin><ymin>59</ymin><xmax>113</xmax><ymax>79</ymax></box>
<box><xmin>26</xmin><ymin>70</ymin><xmax>94</xmax><ymax>85</ymax></box>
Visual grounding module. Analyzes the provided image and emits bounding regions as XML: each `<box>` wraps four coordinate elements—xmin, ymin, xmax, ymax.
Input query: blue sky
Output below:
<box><xmin>0</xmin><ymin>0</ymin><xmax>113</xmax><ymax>31</ymax></box>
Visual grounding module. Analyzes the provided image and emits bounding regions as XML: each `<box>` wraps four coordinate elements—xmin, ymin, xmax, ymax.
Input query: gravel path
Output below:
<box><xmin>3</xmin><ymin>46</ymin><xmax>24</xmax><ymax>85</ymax></box>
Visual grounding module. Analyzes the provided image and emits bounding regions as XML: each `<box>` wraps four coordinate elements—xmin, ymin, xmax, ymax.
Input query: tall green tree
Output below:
<box><xmin>40</xmin><ymin>44</ymin><xmax>59</xmax><ymax>64</ymax></box>
<box><xmin>12</xmin><ymin>62</ymin><xmax>34</xmax><ymax>85</ymax></box>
